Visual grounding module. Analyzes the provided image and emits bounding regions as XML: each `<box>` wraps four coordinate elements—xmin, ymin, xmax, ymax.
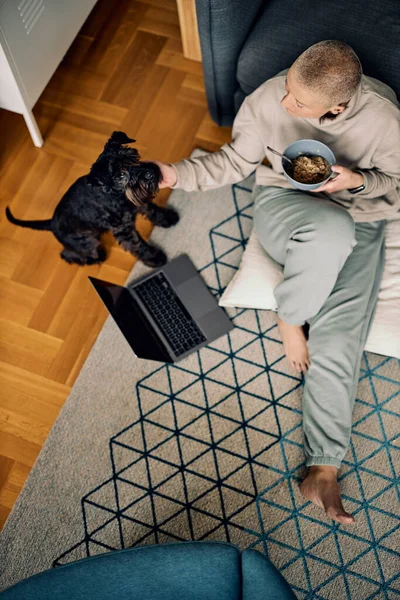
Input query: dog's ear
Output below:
<box><xmin>101</xmin><ymin>131</ymin><xmax>137</xmax><ymax>159</ymax></box>
<box><xmin>107</xmin><ymin>131</ymin><xmax>135</xmax><ymax>146</ymax></box>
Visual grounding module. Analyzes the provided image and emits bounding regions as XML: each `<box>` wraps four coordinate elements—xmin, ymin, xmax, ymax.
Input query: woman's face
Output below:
<box><xmin>281</xmin><ymin>68</ymin><xmax>344</xmax><ymax>119</ymax></box>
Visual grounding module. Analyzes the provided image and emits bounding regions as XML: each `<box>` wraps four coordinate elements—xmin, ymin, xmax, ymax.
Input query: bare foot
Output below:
<box><xmin>277</xmin><ymin>316</ymin><xmax>310</xmax><ymax>373</ymax></box>
<box><xmin>300</xmin><ymin>466</ymin><xmax>355</xmax><ymax>525</ymax></box>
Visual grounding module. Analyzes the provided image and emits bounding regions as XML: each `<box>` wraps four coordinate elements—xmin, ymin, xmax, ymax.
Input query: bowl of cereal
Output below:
<box><xmin>282</xmin><ymin>139</ymin><xmax>336</xmax><ymax>191</ymax></box>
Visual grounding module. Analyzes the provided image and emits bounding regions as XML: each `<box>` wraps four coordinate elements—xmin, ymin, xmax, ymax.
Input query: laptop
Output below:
<box><xmin>89</xmin><ymin>254</ymin><xmax>233</xmax><ymax>364</ymax></box>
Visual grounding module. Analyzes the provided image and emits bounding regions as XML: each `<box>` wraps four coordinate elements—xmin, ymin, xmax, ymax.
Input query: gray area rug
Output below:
<box><xmin>1</xmin><ymin>166</ymin><xmax>399</xmax><ymax>599</ymax></box>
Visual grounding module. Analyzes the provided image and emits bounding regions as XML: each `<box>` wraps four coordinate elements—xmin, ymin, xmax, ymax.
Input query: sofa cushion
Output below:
<box><xmin>237</xmin><ymin>0</ymin><xmax>400</xmax><ymax>99</ymax></box>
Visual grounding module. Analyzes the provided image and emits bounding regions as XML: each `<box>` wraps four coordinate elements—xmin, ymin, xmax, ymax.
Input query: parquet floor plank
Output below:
<box><xmin>0</xmin><ymin>432</ymin><xmax>42</xmax><ymax>468</ymax></box>
<box><xmin>182</xmin><ymin>73</ymin><xmax>206</xmax><ymax>93</ymax></box>
<box><xmin>196</xmin><ymin>112</ymin><xmax>233</xmax><ymax>147</ymax></box>
<box><xmin>28</xmin><ymin>262</ymin><xmax>79</xmax><ymax>333</ymax></box>
<box><xmin>0</xmin><ymin>319</ymin><xmax>62</xmax><ymax>377</ymax></box>
<box><xmin>101</xmin><ymin>31</ymin><xmax>167</xmax><ymax>108</ymax></box>
<box><xmin>39</xmin><ymin>90</ymin><xmax>129</xmax><ymax>126</ymax></box>
<box><xmin>102</xmin><ymin>246</ymin><xmax>136</xmax><ymax>272</ymax></box>
<box><xmin>79</xmin><ymin>0</ymin><xmax>116</xmax><ymax>40</ymax></box>
<box><xmin>0</xmin><ymin>111</ymin><xmax>31</xmax><ymax>178</ymax></box>
<box><xmin>0</xmin><ymin>463</ymin><xmax>32</xmax><ymax>512</ymax></box>
<box><xmin>35</xmin><ymin>94</ymin><xmax>129</xmax><ymax>136</ymax></box>
<box><xmin>2</xmin><ymin>152</ymin><xmax>56</xmax><ymax>225</ymax></box>
<box><xmin>0</xmin><ymin>0</ymin><xmax>232</xmax><ymax>528</ymax></box>
<box><xmin>81</xmin><ymin>1</ymin><xmax>148</xmax><ymax>78</ymax></box>
<box><xmin>0</xmin><ymin>278</ymin><xmax>42</xmax><ymax>327</ymax></box>
<box><xmin>138</xmin><ymin>5</ymin><xmax>182</xmax><ymax>40</ymax></box>
<box><xmin>136</xmin><ymin>69</ymin><xmax>207</xmax><ymax>161</ymax></box>
<box><xmin>48</xmin><ymin>297</ymin><xmax>108</xmax><ymax>385</ymax></box>
<box><xmin>0</xmin><ymin>238</ymin><xmax>27</xmax><ymax>279</ymax></box>
<box><xmin>0</xmin><ymin>362</ymin><xmax>70</xmax><ymax>409</ymax></box>
<box><xmin>62</xmin><ymin>34</ymin><xmax>94</xmax><ymax>69</ymax></box>
<box><xmin>46</xmin><ymin>66</ymin><xmax>108</xmax><ymax>101</ymax></box>
<box><xmin>139</xmin><ymin>0</ymin><xmax>177</xmax><ymax>9</ymax></box>
<box><xmin>0</xmin><ymin>506</ymin><xmax>9</xmax><ymax>531</ymax></box>
<box><xmin>156</xmin><ymin>38</ymin><xmax>203</xmax><ymax>76</ymax></box>
<box><xmin>176</xmin><ymin>86</ymin><xmax>208</xmax><ymax>109</ymax></box>
<box><xmin>0</xmin><ymin>406</ymin><xmax>59</xmax><ymax>448</ymax></box>
<box><xmin>33</xmin><ymin>121</ymin><xmax>138</xmax><ymax>166</ymax></box>
<box><xmin>46</xmin><ymin>266</ymin><xmax>100</xmax><ymax>340</ymax></box>
<box><xmin>0</xmin><ymin>457</ymin><xmax>14</xmax><ymax>495</ymax></box>
<box><xmin>11</xmin><ymin>235</ymin><xmax>63</xmax><ymax>291</ymax></box>
<box><xmin>64</xmin><ymin>305</ymin><xmax>109</xmax><ymax>388</ymax></box>
<box><xmin>120</xmin><ymin>62</ymin><xmax>171</xmax><ymax>137</ymax></box>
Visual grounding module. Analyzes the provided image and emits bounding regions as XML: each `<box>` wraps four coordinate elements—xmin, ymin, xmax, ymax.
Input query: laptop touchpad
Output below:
<box><xmin>176</xmin><ymin>277</ymin><xmax>216</xmax><ymax>319</ymax></box>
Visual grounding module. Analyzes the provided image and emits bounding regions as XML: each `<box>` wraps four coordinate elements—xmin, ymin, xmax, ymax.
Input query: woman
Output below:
<box><xmin>153</xmin><ymin>41</ymin><xmax>400</xmax><ymax>524</ymax></box>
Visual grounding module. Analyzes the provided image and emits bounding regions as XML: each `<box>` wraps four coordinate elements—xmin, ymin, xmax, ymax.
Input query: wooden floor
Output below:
<box><xmin>0</xmin><ymin>0</ymin><xmax>233</xmax><ymax>530</ymax></box>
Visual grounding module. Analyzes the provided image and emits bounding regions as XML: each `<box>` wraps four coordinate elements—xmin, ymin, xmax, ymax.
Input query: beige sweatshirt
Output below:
<box><xmin>172</xmin><ymin>72</ymin><xmax>400</xmax><ymax>222</ymax></box>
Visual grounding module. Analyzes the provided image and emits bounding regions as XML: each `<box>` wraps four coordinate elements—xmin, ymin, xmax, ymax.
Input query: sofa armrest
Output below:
<box><xmin>241</xmin><ymin>549</ymin><xmax>296</xmax><ymax>599</ymax></box>
<box><xmin>195</xmin><ymin>0</ymin><xmax>265</xmax><ymax>126</ymax></box>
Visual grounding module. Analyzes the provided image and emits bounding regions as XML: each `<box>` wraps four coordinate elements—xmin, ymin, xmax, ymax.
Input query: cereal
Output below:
<box><xmin>289</xmin><ymin>155</ymin><xmax>330</xmax><ymax>184</ymax></box>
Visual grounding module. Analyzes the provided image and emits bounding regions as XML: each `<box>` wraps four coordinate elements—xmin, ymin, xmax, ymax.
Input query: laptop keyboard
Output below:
<box><xmin>134</xmin><ymin>272</ymin><xmax>206</xmax><ymax>357</ymax></box>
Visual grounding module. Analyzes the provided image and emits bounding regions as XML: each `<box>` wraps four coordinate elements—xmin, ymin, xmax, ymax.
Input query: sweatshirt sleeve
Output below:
<box><xmin>352</xmin><ymin>118</ymin><xmax>400</xmax><ymax>201</ymax></box>
<box><xmin>171</xmin><ymin>97</ymin><xmax>265</xmax><ymax>192</ymax></box>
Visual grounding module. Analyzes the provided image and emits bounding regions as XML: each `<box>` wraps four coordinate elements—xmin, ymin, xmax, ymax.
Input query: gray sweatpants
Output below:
<box><xmin>253</xmin><ymin>186</ymin><xmax>386</xmax><ymax>468</ymax></box>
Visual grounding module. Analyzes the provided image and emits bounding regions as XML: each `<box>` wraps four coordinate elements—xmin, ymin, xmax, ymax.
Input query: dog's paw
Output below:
<box><xmin>61</xmin><ymin>249</ymin><xmax>86</xmax><ymax>265</ymax></box>
<box><xmin>141</xmin><ymin>248</ymin><xmax>167</xmax><ymax>268</ymax></box>
<box><xmin>85</xmin><ymin>247</ymin><xmax>107</xmax><ymax>265</ymax></box>
<box><xmin>61</xmin><ymin>247</ymin><xmax>107</xmax><ymax>265</ymax></box>
<box><xmin>158</xmin><ymin>207</ymin><xmax>180</xmax><ymax>228</ymax></box>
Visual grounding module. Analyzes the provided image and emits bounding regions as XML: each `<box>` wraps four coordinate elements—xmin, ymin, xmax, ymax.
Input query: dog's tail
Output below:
<box><xmin>5</xmin><ymin>207</ymin><xmax>52</xmax><ymax>231</ymax></box>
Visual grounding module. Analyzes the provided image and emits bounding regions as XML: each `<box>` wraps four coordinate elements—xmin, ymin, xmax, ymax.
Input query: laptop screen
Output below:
<box><xmin>89</xmin><ymin>277</ymin><xmax>173</xmax><ymax>364</ymax></box>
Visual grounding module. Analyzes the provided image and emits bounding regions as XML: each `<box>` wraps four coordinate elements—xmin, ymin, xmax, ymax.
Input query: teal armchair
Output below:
<box><xmin>1</xmin><ymin>542</ymin><xmax>296</xmax><ymax>599</ymax></box>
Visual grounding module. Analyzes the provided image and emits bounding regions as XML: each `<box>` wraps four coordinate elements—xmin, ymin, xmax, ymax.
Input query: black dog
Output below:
<box><xmin>6</xmin><ymin>131</ymin><xmax>179</xmax><ymax>267</ymax></box>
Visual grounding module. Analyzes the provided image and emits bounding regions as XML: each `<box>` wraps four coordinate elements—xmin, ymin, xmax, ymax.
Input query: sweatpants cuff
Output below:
<box><xmin>306</xmin><ymin>456</ymin><xmax>342</xmax><ymax>468</ymax></box>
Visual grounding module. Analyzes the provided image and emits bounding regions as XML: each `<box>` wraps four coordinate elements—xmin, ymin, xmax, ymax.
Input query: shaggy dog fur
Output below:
<box><xmin>5</xmin><ymin>131</ymin><xmax>179</xmax><ymax>267</ymax></box>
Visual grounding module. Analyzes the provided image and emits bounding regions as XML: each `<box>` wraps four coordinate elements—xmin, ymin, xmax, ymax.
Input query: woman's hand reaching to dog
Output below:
<box><xmin>153</xmin><ymin>162</ymin><xmax>363</xmax><ymax>193</ymax></box>
<box><xmin>153</xmin><ymin>161</ymin><xmax>177</xmax><ymax>189</ymax></box>
<box><xmin>153</xmin><ymin>162</ymin><xmax>364</xmax><ymax>193</ymax></box>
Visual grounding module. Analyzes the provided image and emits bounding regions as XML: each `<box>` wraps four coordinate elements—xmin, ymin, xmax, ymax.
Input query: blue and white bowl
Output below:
<box><xmin>282</xmin><ymin>139</ymin><xmax>336</xmax><ymax>191</ymax></box>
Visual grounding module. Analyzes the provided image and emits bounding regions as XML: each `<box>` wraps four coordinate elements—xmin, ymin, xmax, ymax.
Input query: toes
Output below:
<box><xmin>289</xmin><ymin>358</ymin><xmax>310</xmax><ymax>373</ymax></box>
<box><xmin>327</xmin><ymin>507</ymin><xmax>355</xmax><ymax>525</ymax></box>
<box><xmin>339</xmin><ymin>514</ymin><xmax>355</xmax><ymax>525</ymax></box>
<box><xmin>291</xmin><ymin>361</ymin><xmax>302</xmax><ymax>373</ymax></box>
<box><xmin>324</xmin><ymin>490</ymin><xmax>355</xmax><ymax>525</ymax></box>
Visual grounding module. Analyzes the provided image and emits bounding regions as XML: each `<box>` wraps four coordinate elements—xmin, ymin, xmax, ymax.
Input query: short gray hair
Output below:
<box><xmin>293</xmin><ymin>40</ymin><xmax>362</xmax><ymax>106</ymax></box>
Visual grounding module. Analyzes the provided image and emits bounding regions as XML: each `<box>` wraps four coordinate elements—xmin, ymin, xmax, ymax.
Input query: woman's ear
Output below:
<box><xmin>330</xmin><ymin>104</ymin><xmax>346</xmax><ymax>115</ymax></box>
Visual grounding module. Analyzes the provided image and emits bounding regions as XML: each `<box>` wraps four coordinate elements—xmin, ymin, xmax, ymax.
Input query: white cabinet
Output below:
<box><xmin>0</xmin><ymin>0</ymin><xmax>98</xmax><ymax>146</ymax></box>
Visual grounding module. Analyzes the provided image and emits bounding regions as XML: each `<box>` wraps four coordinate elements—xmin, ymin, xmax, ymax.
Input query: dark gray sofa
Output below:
<box><xmin>195</xmin><ymin>0</ymin><xmax>400</xmax><ymax>126</ymax></box>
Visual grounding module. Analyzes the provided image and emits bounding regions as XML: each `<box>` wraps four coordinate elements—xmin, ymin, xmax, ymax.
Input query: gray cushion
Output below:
<box><xmin>237</xmin><ymin>0</ymin><xmax>400</xmax><ymax>100</ymax></box>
